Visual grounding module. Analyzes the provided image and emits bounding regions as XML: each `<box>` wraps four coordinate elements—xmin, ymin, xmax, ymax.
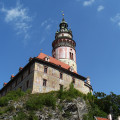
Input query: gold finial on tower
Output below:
<box><xmin>61</xmin><ymin>11</ymin><xmax>64</xmax><ymax>17</ymax></box>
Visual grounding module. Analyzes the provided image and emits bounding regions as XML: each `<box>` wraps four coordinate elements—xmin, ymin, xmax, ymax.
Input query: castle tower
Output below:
<box><xmin>52</xmin><ymin>17</ymin><xmax>77</xmax><ymax>72</ymax></box>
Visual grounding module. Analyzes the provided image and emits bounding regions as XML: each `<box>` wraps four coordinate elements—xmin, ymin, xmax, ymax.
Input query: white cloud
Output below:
<box><xmin>41</xmin><ymin>20</ymin><xmax>47</xmax><ymax>26</ymax></box>
<box><xmin>111</xmin><ymin>13</ymin><xmax>120</xmax><ymax>27</ymax></box>
<box><xmin>40</xmin><ymin>37</ymin><xmax>45</xmax><ymax>44</ymax></box>
<box><xmin>97</xmin><ymin>5</ymin><xmax>104</xmax><ymax>12</ymax></box>
<box><xmin>1</xmin><ymin>2</ymin><xmax>32</xmax><ymax>44</ymax></box>
<box><xmin>41</xmin><ymin>18</ymin><xmax>54</xmax><ymax>31</ymax></box>
<box><xmin>83</xmin><ymin>0</ymin><xmax>95</xmax><ymax>6</ymax></box>
<box><xmin>45</xmin><ymin>24</ymin><xmax>51</xmax><ymax>30</ymax></box>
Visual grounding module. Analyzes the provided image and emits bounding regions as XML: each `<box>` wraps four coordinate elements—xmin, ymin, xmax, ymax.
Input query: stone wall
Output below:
<box><xmin>0</xmin><ymin>60</ymin><xmax>92</xmax><ymax>97</ymax></box>
<box><xmin>0</xmin><ymin>63</ymin><xmax>35</xmax><ymax>97</ymax></box>
<box><xmin>32</xmin><ymin>62</ymin><xmax>91</xmax><ymax>94</ymax></box>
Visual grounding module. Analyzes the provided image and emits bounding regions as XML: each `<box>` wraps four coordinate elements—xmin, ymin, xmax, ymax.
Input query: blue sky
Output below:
<box><xmin>0</xmin><ymin>0</ymin><xmax>120</xmax><ymax>95</ymax></box>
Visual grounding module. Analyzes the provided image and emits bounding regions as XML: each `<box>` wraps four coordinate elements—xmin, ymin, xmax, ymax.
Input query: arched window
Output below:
<box><xmin>70</xmin><ymin>52</ymin><xmax>74</xmax><ymax>60</ymax></box>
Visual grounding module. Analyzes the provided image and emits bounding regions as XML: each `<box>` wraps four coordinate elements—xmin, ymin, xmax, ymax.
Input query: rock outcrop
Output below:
<box><xmin>0</xmin><ymin>97</ymin><xmax>88</xmax><ymax>120</ymax></box>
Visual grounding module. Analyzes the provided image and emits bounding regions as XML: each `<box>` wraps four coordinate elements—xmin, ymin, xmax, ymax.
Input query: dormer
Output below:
<box><xmin>45</xmin><ymin>56</ymin><xmax>50</xmax><ymax>62</ymax></box>
<box><xmin>86</xmin><ymin>76</ymin><xmax>90</xmax><ymax>85</ymax></box>
<box><xmin>69</xmin><ymin>66</ymin><xmax>74</xmax><ymax>72</ymax></box>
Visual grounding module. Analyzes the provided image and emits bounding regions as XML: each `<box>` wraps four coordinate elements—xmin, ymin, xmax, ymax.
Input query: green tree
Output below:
<box><xmin>94</xmin><ymin>92</ymin><xmax>120</xmax><ymax>119</ymax></box>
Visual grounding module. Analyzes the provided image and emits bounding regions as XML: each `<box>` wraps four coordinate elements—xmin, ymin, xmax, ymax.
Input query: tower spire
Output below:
<box><xmin>52</xmin><ymin>17</ymin><xmax>77</xmax><ymax>72</ymax></box>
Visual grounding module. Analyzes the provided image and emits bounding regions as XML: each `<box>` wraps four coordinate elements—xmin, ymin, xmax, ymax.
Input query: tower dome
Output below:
<box><xmin>52</xmin><ymin>17</ymin><xmax>77</xmax><ymax>72</ymax></box>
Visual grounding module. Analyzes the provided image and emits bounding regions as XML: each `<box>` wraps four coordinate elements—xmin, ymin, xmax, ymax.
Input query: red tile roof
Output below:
<box><xmin>37</xmin><ymin>53</ymin><xmax>77</xmax><ymax>73</ymax></box>
<box><xmin>96</xmin><ymin>117</ymin><xmax>109</xmax><ymax>120</ymax></box>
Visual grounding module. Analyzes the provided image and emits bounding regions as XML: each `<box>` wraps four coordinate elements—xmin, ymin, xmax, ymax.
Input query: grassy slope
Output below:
<box><xmin>0</xmin><ymin>84</ymin><xmax>107</xmax><ymax>120</ymax></box>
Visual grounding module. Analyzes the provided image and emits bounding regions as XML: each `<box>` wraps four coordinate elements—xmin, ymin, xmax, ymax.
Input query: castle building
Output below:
<box><xmin>0</xmin><ymin>17</ymin><xmax>93</xmax><ymax>97</ymax></box>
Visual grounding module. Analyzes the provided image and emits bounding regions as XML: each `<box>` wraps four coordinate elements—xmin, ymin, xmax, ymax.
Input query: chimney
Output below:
<box><xmin>19</xmin><ymin>67</ymin><xmax>23</xmax><ymax>71</ymax></box>
<box><xmin>29</xmin><ymin>57</ymin><xmax>33</xmax><ymax>61</ymax></box>
<box><xmin>108</xmin><ymin>114</ymin><xmax>112</xmax><ymax>120</ymax></box>
<box><xmin>11</xmin><ymin>75</ymin><xmax>14</xmax><ymax>79</ymax></box>
<box><xmin>3</xmin><ymin>83</ymin><xmax>7</xmax><ymax>87</ymax></box>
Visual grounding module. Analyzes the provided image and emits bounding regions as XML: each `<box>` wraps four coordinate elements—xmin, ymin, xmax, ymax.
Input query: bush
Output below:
<box><xmin>26</xmin><ymin>92</ymin><xmax>56</xmax><ymax>110</ymax></box>
<box><xmin>14</xmin><ymin>111</ymin><xmax>28</xmax><ymax>120</ymax></box>
<box><xmin>0</xmin><ymin>89</ymin><xmax>25</xmax><ymax>107</ymax></box>
<box><xmin>57</xmin><ymin>83</ymin><xmax>85</xmax><ymax>100</ymax></box>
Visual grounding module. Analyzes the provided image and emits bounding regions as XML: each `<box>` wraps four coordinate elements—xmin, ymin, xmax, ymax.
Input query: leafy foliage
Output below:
<box><xmin>57</xmin><ymin>83</ymin><xmax>85</xmax><ymax>100</ymax></box>
<box><xmin>0</xmin><ymin>83</ymin><xmax>119</xmax><ymax>119</ymax></box>
<box><xmin>25</xmin><ymin>92</ymin><xmax>56</xmax><ymax>110</ymax></box>
<box><xmin>0</xmin><ymin>89</ymin><xmax>24</xmax><ymax>107</ymax></box>
<box><xmin>13</xmin><ymin>110</ymin><xmax>38</xmax><ymax>120</ymax></box>
<box><xmin>94</xmin><ymin>92</ymin><xmax>120</xmax><ymax>119</ymax></box>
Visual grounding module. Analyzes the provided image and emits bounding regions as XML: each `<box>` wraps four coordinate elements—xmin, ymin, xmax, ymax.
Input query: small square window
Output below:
<box><xmin>44</xmin><ymin>66</ymin><xmax>48</xmax><ymax>73</ymax></box>
<box><xmin>60</xmin><ymin>73</ymin><xmax>63</xmax><ymax>79</ymax></box>
<box><xmin>28</xmin><ymin>68</ymin><xmax>31</xmax><ymax>75</ymax></box>
<box><xmin>21</xmin><ymin>75</ymin><xmax>23</xmax><ymax>81</ymax></box>
<box><xmin>26</xmin><ymin>80</ymin><xmax>29</xmax><ymax>88</ymax></box>
<box><xmin>72</xmin><ymin>78</ymin><xmax>75</xmax><ymax>84</ymax></box>
<box><xmin>43</xmin><ymin>79</ymin><xmax>47</xmax><ymax>86</ymax></box>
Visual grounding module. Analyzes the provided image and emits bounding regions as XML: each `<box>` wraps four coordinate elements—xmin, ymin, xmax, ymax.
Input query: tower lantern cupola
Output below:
<box><xmin>59</xmin><ymin>18</ymin><xmax>68</xmax><ymax>32</ymax></box>
<box><xmin>52</xmin><ymin>17</ymin><xmax>77</xmax><ymax>72</ymax></box>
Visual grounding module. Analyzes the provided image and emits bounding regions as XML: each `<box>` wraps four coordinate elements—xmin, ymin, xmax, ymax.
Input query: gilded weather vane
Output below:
<box><xmin>61</xmin><ymin>11</ymin><xmax>64</xmax><ymax>17</ymax></box>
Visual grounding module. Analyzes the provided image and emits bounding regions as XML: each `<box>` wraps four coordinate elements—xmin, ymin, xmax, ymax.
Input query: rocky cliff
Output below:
<box><xmin>0</xmin><ymin>97</ymin><xmax>88</xmax><ymax>120</ymax></box>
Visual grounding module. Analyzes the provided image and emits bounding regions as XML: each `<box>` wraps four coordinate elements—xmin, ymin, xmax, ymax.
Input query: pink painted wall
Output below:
<box><xmin>53</xmin><ymin>47</ymin><xmax>76</xmax><ymax>62</ymax></box>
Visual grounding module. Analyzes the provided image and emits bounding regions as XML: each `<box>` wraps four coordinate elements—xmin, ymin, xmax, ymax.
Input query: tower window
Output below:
<box><xmin>44</xmin><ymin>66</ymin><xmax>48</xmax><ymax>73</ymax></box>
<box><xmin>43</xmin><ymin>79</ymin><xmax>47</xmax><ymax>86</ymax></box>
<box><xmin>60</xmin><ymin>73</ymin><xmax>63</xmax><ymax>79</ymax></box>
<box><xmin>70</xmin><ymin>52</ymin><xmax>73</xmax><ymax>60</ymax></box>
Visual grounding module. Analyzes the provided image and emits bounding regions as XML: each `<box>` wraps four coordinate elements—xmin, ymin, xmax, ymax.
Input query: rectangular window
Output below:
<box><xmin>43</xmin><ymin>79</ymin><xmax>47</xmax><ymax>86</ymax></box>
<box><xmin>44</xmin><ymin>66</ymin><xmax>48</xmax><ymax>73</ymax></box>
<box><xmin>10</xmin><ymin>85</ymin><xmax>12</xmax><ymax>91</ymax></box>
<box><xmin>20</xmin><ymin>86</ymin><xmax>22</xmax><ymax>90</ymax></box>
<box><xmin>71</xmin><ymin>53</ymin><xmax>73</xmax><ymax>60</ymax></box>
<box><xmin>70</xmin><ymin>52</ymin><xmax>71</xmax><ymax>59</ymax></box>
<box><xmin>59</xmin><ymin>84</ymin><xmax>63</xmax><ymax>90</ymax></box>
<box><xmin>26</xmin><ymin>80</ymin><xmax>29</xmax><ymax>88</ymax></box>
<box><xmin>21</xmin><ymin>75</ymin><xmax>23</xmax><ymax>81</ymax></box>
<box><xmin>70</xmin><ymin>52</ymin><xmax>73</xmax><ymax>60</ymax></box>
<box><xmin>60</xmin><ymin>73</ymin><xmax>63</xmax><ymax>79</ymax></box>
<box><xmin>15</xmin><ymin>80</ymin><xmax>17</xmax><ymax>87</ymax></box>
<box><xmin>28</xmin><ymin>68</ymin><xmax>31</xmax><ymax>75</ymax></box>
<box><xmin>72</xmin><ymin>78</ymin><xmax>75</xmax><ymax>84</ymax></box>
